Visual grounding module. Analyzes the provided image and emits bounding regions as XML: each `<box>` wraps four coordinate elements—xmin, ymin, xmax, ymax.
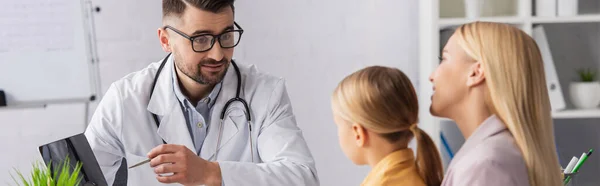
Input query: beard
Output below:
<box><xmin>174</xmin><ymin>53</ymin><xmax>229</xmax><ymax>85</ymax></box>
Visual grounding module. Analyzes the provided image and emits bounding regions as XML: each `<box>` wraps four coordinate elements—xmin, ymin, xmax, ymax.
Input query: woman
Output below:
<box><xmin>331</xmin><ymin>66</ymin><xmax>443</xmax><ymax>186</ymax></box>
<box><xmin>430</xmin><ymin>21</ymin><xmax>562</xmax><ymax>186</ymax></box>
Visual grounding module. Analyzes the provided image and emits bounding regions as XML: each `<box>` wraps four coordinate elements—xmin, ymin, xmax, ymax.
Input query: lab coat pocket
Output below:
<box><xmin>214</xmin><ymin>106</ymin><xmax>255</xmax><ymax>162</ymax></box>
<box><xmin>214</xmin><ymin>111</ymin><xmax>241</xmax><ymax>151</ymax></box>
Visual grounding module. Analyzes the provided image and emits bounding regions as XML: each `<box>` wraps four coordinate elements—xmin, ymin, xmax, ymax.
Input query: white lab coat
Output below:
<box><xmin>84</xmin><ymin>55</ymin><xmax>319</xmax><ymax>186</ymax></box>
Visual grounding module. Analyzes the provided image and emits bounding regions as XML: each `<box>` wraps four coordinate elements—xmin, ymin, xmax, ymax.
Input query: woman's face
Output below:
<box><xmin>429</xmin><ymin>34</ymin><xmax>475</xmax><ymax>117</ymax></box>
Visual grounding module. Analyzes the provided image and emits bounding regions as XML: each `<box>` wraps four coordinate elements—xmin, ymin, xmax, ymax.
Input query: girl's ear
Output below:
<box><xmin>352</xmin><ymin>123</ymin><xmax>368</xmax><ymax>147</ymax></box>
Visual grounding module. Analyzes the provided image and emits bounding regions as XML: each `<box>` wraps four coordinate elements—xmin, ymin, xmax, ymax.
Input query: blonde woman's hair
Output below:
<box><xmin>331</xmin><ymin>66</ymin><xmax>443</xmax><ymax>186</ymax></box>
<box><xmin>455</xmin><ymin>21</ymin><xmax>562</xmax><ymax>186</ymax></box>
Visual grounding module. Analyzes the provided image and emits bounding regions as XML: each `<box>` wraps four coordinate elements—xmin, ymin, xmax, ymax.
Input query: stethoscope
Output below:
<box><xmin>149</xmin><ymin>53</ymin><xmax>254</xmax><ymax>162</ymax></box>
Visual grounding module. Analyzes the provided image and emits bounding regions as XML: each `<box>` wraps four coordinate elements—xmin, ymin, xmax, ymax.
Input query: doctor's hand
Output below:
<box><xmin>147</xmin><ymin>144</ymin><xmax>222</xmax><ymax>186</ymax></box>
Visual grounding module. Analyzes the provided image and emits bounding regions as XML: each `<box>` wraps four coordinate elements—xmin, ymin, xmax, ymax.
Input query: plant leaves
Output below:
<box><xmin>10</xmin><ymin>156</ymin><xmax>83</xmax><ymax>186</ymax></box>
<box><xmin>578</xmin><ymin>68</ymin><xmax>597</xmax><ymax>82</ymax></box>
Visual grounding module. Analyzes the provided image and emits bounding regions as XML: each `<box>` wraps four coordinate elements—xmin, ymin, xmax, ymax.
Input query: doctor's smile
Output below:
<box><xmin>199</xmin><ymin>62</ymin><xmax>226</xmax><ymax>72</ymax></box>
<box><xmin>201</xmin><ymin>62</ymin><xmax>226</xmax><ymax>72</ymax></box>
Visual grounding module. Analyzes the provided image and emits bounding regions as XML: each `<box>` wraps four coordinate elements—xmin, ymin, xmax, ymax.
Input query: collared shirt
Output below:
<box><xmin>441</xmin><ymin>115</ymin><xmax>530</xmax><ymax>186</ymax></box>
<box><xmin>171</xmin><ymin>63</ymin><xmax>222</xmax><ymax>155</ymax></box>
<box><xmin>361</xmin><ymin>148</ymin><xmax>426</xmax><ymax>186</ymax></box>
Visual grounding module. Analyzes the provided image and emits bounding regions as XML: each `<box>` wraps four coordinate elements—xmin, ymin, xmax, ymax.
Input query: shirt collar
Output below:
<box><xmin>171</xmin><ymin>62</ymin><xmax>222</xmax><ymax>108</ymax></box>
<box><xmin>371</xmin><ymin>148</ymin><xmax>415</xmax><ymax>173</ymax></box>
<box><xmin>362</xmin><ymin>148</ymin><xmax>415</xmax><ymax>185</ymax></box>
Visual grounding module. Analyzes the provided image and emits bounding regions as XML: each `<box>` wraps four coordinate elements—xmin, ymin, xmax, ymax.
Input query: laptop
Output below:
<box><xmin>38</xmin><ymin>133</ymin><xmax>109</xmax><ymax>186</ymax></box>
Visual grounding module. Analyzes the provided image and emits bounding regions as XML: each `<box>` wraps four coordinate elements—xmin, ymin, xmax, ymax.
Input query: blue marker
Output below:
<box><xmin>440</xmin><ymin>132</ymin><xmax>454</xmax><ymax>159</ymax></box>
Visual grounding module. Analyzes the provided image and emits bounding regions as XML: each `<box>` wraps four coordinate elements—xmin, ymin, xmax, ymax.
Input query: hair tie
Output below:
<box><xmin>409</xmin><ymin>124</ymin><xmax>419</xmax><ymax>133</ymax></box>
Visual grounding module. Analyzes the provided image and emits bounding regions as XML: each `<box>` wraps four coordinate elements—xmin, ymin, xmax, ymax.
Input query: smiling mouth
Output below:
<box><xmin>201</xmin><ymin>62</ymin><xmax>225</xmax><ymax>72</ymax></box>
<box><xmin>202</xmin><ymin>63</ymin><xmax>224</xmax><ymax>68</ymax></box>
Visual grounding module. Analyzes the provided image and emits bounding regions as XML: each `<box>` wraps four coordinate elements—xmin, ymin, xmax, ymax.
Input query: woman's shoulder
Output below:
<box><xmin>445</xmin><ymin>131</ymin><xmax>529</xmax><ymax>186</ymax></box>
<box><xmin>447</xmin><ymin>153</ymin><xmax>529</xmax><ymax>186</ymax></box>
<box><xmin>461</xmin><ymin>130</ymin><xmax>526</xmax><ymax>168</ymax></box>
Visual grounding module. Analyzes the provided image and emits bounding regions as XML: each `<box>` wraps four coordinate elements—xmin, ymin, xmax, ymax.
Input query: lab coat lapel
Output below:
<box><xmin>147</xmin><ymin>54</ymin><xmax>195</xmax><ymax>152</ymax></box>
<box><xmin>201</xmin><ymin>62</ymin><xmax>240</xmax><ymax>160</ymax></box>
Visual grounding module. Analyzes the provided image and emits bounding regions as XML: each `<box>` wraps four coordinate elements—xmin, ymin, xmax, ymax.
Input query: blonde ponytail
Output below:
<box><xmin>331</xmin><ymin>66</ymin><xmax>443</xmax><ymax>186</ymax></box>
<box><xmin>411</xmin><ymin>126</ymin><xmax>444</xmax><ymax>186</ymax></box>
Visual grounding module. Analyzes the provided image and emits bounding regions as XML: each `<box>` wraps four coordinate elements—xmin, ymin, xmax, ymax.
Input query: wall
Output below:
<box><xmin>0</xmin><ymin>0</ymin><xmax>418</xmax><ymax>185</ymax></box>
<box><xmin>92</xmin><ymin>0</ymin><xmax>165</xmax><ymax>94</ymax></box>
<box><xmin>0</xmin><ymin>103</ymin><xmax>88</xmax><ymax>184</ymax></box>
<box><xmin>440</xmin><ymin>0</ymin><xmax>517</xmax><ymax>18</ymax></box>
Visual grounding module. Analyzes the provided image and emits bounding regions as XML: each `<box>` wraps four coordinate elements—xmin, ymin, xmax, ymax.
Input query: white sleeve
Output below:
<box><xmin>84</xmin><ymin>83</ymin><xmax>125</xmax><ymax>185</ymax></box>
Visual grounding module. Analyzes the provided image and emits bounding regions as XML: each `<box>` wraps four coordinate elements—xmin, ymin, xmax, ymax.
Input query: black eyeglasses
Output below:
<box><xmin>164</xmin><ymin>22</ymin><xmax>244</xmax><ymax>52</ymax></box>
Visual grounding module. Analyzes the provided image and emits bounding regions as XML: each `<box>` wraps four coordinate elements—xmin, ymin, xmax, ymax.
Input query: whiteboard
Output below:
<box><xmin>0</xmin><ymin>0</ymin><xmax>98</xmax><ymax>105</ymax></box>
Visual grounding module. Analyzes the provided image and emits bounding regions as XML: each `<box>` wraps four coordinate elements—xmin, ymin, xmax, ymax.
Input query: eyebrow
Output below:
<box><xmin>191</xmin><ymin>25</ymin><xmax>235</xmax><ymax>36</ymax></box>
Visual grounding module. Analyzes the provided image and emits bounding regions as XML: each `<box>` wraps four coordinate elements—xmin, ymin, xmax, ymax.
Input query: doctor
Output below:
<box><xmin>84</xmin><ymin>0</ymin><xmax>319</xmax><ymax>185</ymax></box>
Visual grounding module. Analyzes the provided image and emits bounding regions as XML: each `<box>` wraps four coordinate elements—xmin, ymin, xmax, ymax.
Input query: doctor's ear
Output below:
<box><xmin>351</xmin><ymin>124</ymin><xmax>368</xmax><ymax>147</ymax></box>
<box><xmin>466</xmin><ymin>62</ymin><xmax>485</xmax><ymax>87</ymax></box>
<box><xmin>158</xmin><ymin>28</ymin><xmax>172</xmax><ymax>53</ymax></box>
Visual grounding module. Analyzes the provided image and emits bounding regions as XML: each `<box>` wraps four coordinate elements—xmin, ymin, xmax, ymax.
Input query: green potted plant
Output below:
<box><xmin>11</xmin><ymin>157</ymin><xmax>83</xmax><ymax>186</ymax></box>
<box><xmin>569</xmin><ymin>68</ymin><xmax>600</xmax><ymax>109</ymax></box>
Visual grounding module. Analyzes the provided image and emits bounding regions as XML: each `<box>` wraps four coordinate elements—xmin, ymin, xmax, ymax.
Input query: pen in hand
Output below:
<box><xmin>128</xmin><ymin>159</ymin><xmax>151</xmax><ymax>169</ymax></box>
<box><xmin>128</xmin><ymin>157</ymin><xmax>176</xmax><ymax>177</ymax></box>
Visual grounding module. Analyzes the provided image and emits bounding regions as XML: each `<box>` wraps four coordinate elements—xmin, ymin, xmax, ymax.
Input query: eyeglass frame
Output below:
<box><xmin>163</xmin><ymin>22</ymin><xmax>244</xmax><ymax>53</ymax></box>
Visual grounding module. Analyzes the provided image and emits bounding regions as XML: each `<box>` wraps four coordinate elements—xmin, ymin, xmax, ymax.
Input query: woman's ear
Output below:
<box><xmin>467</xmin><ymin>62</ymin><xmax>485</xmax><ymax>87</ymax></box>
<box><xmin>351</xmin><ymin>124</ymin><xmax>368</xmax><ymax>147</ymax></box>
<box><xmin>158</xmin><ymin>28</ymin><xmax>172</xmax><ymax>52</ymax></box>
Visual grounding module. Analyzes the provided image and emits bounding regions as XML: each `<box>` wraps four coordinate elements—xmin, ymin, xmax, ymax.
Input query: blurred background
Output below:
<box><xmin>0</xmin><ymin>0</ymin><xmax>417</xmax><ymax>185</ymax></box>
<box><xmin>1</xmin><ymin>0</ymin><xmax>600</xmax><ymax>185</ymax></box>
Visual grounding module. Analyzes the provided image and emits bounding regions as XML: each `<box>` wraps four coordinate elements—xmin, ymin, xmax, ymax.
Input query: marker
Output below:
<box><xmin>440</xmin><ymin>132</ymin><xmax>454</xmax><ymax>159</ymax></box>
<box><xmin>574</xmin><ymin>152</ymin><xmax>587</xmax><ymax>170</ymax></box>
<box><xmin>564</xmin><ymin>149</ymin><xmax>593</xmax><ymax>185</ymax></box>
<box><xmin>563</xmin><ymin>156</ymin><xmax>579</xmax><ymax>174</ymax></box>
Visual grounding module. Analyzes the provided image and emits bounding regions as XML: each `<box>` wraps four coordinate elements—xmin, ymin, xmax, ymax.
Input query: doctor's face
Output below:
<box><xmin>160</xmin><ymin>6</ymin><xmax>236</xmax><ymax>85</ymax></box>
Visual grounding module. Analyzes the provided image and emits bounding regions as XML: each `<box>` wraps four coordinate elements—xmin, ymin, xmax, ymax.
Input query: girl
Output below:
<box><xmin>331</xmin><ymin>66</ymin><xmax>443</xmax><ymax>186</ymax></box>
<box><xmin>430</xmin><ymin>21</ymin><xmax>562</xmax><ymax>186</ymax></box>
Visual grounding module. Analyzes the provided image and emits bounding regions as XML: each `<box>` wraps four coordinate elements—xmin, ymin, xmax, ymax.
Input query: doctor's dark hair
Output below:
<box><xmin>331</xmin><ymin>66</ymin><xmax>443</xmax><ymax>186</ymax></box>
<box><xmin>162</xmin><ymin>0</ymin><xmax>235</xmax><ymax>18</ymax></box>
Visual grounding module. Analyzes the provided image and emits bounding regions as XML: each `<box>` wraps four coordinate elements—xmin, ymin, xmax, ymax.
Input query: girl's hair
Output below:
<box><xmin>331</xmin><ymin>66</ymin><xmax>443</xmax><ymax>186</ymax></box>
<box><xmin>455</xmin><ymin>21</ymin><xmax>562</xmax><ymax>186</ymax></box>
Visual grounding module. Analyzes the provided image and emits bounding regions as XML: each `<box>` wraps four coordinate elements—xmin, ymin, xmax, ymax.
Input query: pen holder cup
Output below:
<box><xmin>563</xmin><ymin>171</ymin><xmax>580</xmax><ymax>186</ymax></box>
